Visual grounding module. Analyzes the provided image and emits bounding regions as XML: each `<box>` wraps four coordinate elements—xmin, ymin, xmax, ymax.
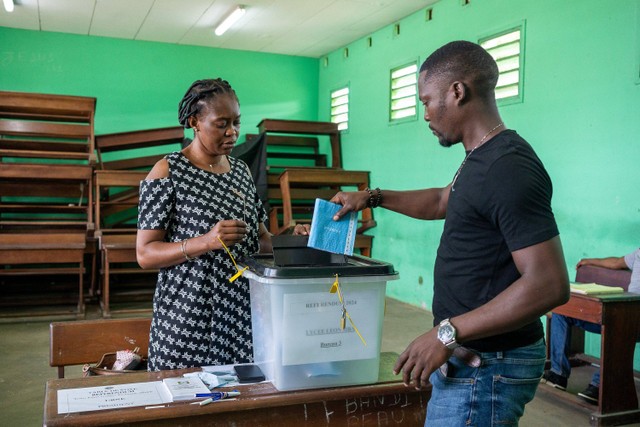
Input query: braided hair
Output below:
<box><xmin>178</xmin><ymin>79</ymin><xmax>238</xmax><ymax>129</ymax></box>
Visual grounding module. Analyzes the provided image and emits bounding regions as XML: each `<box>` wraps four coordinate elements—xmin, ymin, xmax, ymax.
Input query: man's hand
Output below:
<box><xmin>393</xmin><ymin>327</ymin><xmax>453</xmax><ymax>390</ymax></box>
<box><xmin>576</xmin><ymin>256</ymin><xmax>626</xmax><ymax>271</ymax></box>
<box><xmin>329</xmin><ymin>191</ymin><xmax>369</xmax><ymax>221</ymax></box>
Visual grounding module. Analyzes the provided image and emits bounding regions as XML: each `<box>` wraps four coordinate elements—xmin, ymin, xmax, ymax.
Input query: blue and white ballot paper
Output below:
<box><xmin>307</xmin><ymin>198</ymin><xmax>357</xmax><ymax>256</ymax></box>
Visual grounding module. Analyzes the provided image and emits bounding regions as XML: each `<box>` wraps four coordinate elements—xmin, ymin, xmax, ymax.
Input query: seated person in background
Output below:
<box><xmin>542</xmin><ymin>247</ymin><xmax>640</xmax><ymax>404</ymax></box>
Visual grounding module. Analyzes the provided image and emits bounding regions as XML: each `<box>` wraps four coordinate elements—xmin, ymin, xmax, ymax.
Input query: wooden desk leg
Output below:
<box><xmin>77</xmin><ymin>259</ymin><xmax>85</xmax><ymax>319</ymax></box>
<box><xmin>102</xmin><ymin>250</ymin><xmax>111</xmax><ymax>319</ymax></box>
<box><xmin>595</xmin><ymin>302</ymin><xmax>640</xmax><ymax>425</ymax></box>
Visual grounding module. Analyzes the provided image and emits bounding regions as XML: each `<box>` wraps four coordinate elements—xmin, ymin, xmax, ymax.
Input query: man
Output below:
<box><xmin>542</xmin><ymin>248</ymin><xmax>640</xmax><ymax>404</ymax></box>
<box><xmin>329</xmin><ymin>41</ymin><xmax>570</xmax><ymax>424</ymax></box>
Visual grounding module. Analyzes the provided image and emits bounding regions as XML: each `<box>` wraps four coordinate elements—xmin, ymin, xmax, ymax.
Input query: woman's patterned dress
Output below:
<box><xmin>137</xmin><ymin>151</ymin><xmax>266</xmax><ymax>371</ymax></box>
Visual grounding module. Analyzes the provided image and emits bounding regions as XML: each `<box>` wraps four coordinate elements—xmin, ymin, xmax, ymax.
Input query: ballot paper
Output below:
<box><xmin>57</xmin><ymin>381</ymin><xmax>169</xmax><ymax>414</ymax></box>
<box><xmin>57</xmin><ymin>376</ymin><xmax>211</xmax><ymax>413</ymax></box>
<box><xmin>307</xmin><ymin>198</ymin><xmax>357</xmax><ymax>256</ymax></box>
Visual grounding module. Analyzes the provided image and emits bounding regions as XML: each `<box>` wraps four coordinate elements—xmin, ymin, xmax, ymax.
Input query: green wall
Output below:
<box><xmin>0</xmin><ymin>27</ymin><xmax>319</xmax><ymax>142</ymax></box>
<box><xmin>319</xmin><ymin>0</ymin><xmax>640</xmax><ymax>360</ymax></box>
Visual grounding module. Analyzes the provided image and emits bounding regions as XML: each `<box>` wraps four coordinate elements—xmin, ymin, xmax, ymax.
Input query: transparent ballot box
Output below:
<box><xmin>240</xmin><ymin>254</ymin><xmax>398</xmax><ymax>391</ymax></box>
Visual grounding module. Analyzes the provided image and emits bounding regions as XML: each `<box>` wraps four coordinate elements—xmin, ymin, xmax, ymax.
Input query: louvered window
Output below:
<box><xmin>390</xmin><ymin>63</ymin><xmax>418</xmax><ymax>121</ymax></box>
<box><xmin>330</xmin><ymin>87</ymin><xmax>349</xmax><ymax>131</ymax></box>
<box><xmin>480</xmin><ymin>28</ymin><xmax>523</xmax><ymax>101</ymax></box>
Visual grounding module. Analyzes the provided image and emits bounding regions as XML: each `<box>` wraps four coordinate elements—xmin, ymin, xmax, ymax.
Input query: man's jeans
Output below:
<box><xmin>426</xmin><ymin>339</ymin><xmax>546</xmax><ymax>426</ymax></box>
<box><xmin>549</xmin><ymin>313</ymin><xmax>602</xmax><ymax>387</ymax></box>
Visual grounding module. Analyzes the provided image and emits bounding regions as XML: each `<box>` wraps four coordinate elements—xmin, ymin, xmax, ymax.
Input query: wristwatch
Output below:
<box><xmin>437</xmin><ymin>318</ymin><xmax>460</xmax><ymax>350</ymax></box>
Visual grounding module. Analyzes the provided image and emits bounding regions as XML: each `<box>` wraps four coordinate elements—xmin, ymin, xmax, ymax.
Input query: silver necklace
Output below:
<box><xmin>451</xmin><ymin>122</ymin><xmax>504</xmax><ymax>192</ymax></box>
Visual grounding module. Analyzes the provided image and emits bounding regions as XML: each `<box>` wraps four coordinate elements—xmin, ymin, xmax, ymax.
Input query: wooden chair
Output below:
<box><xmin>94</xmin><ymin>170</ymin><xmax>148</xmax><ymax>233</ymax></box>
<box><xmin>545</xmin><ymin>264</ymin><xmax>633</xmax><ymax>364</ymax></box>
<box><xmin>575</xmin><ymin>265</ymin><xmax>632</xmax><ymax>290</ymax></box>
<box><xmin>93</xmin><ymin>171</ymin><xmax>157</xmax><ymax>317</ymax></box>
<box><xmin>50</xmin><ymin>318</ymin><xmax>151</xmax><ymax>378</ymax></box>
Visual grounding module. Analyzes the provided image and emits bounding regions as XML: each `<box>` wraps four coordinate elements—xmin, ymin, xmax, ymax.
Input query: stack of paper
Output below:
<box><xmin>569</xmin><ymin>282</ymin><xmax>624</xmax><ymax>295</ymax></box>
<box><xmin>161</xmin><ymin>377</ymin><xmax>210</xmax><ymax>401</ymax></box>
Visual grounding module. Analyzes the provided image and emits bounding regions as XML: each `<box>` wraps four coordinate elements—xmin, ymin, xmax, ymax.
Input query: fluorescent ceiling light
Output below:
<box><xmin>215</xmin><ymin>5</ymin><xmax>246</xmax><ymax>36</ymax></box>
<box><xmin>3</xmin><ymin>0</ymin><xmax>14</xmax><ymax>13</ymax></box>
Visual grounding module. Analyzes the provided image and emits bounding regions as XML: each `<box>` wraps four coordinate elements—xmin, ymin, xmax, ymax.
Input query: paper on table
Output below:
<box><xmin>162</xmin><ymin>377</ymin><xmax>210</xmax><ymax>401</ymax></box>
<box><xmin>57</xmin><ymin>381</ymin><xmax>170</xmax><ymax>414</ymax></box>
<box><xmin>569</xmin><ymin>282</ymin><xmax>624</xmax><ymax>295</ymax></box>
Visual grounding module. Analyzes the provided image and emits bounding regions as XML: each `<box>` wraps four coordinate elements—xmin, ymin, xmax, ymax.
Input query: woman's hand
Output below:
<box><xmin>330</xmin><ymin>191</ymin><xmax>369</xmax><ymax>220</ymax></box>
<box><xmin>205</xmin><ymin>219</ymin><xmax>248</xmax><ymax>249</ymax></box>
<box><xmin>293</xmin><ymin>224</ymin><xmax>311</xmax><ymax>235</ymax></box>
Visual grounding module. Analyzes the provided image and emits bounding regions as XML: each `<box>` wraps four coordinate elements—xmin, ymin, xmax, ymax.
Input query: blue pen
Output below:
<box><xmin>198</xmin><ymin>391</ymin><xmax>240</xmax><ymax>406</ymax></box>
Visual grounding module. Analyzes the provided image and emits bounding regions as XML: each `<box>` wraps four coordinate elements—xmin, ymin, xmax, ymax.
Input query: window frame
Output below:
<box><xmin>388</xmin><ymin>59</ymin><xmax>419</xmax><ymax>125</ymax></box>
<box><xmin>330</xmin><ymin>84</ymin><xmax>350</xmax><ymax>133</ymax></box>
<box><xmin>479</xmin><ymin>21</ymin><xmax>526</xmax><ymax>106</ymax></box>
<box><xmin>636</xmin><ymin>2</ymin><xmax>640</xmax><ymax>85</ymax></box>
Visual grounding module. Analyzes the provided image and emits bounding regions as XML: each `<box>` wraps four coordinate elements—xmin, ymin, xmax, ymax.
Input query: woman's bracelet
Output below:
<box><xmin>375</xmin><ymin>188</ymin><xmax>382</xmax><ymax>208</ymax></box>
<box><xmin>181</xmin><ymin>240</ymin><xmax>196</xmax><ymax>261</ymax></box>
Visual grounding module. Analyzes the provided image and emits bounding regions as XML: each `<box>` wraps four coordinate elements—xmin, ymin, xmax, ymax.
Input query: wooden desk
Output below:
<box><xmin>43</xmin><ymin>357</ymin><xmax>429</xmax><ymax>426</ymax></box>
<box><xmin>552</xmin><ymin>292</ymin><xmax>640</xmax><ymax>426</ymax></box>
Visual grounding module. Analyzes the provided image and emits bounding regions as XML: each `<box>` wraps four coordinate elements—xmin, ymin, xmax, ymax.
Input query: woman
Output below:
<box><xmin>136</xmin><ymin>78</ymin><xmax>272</xmax><ymax>371</ymax></box>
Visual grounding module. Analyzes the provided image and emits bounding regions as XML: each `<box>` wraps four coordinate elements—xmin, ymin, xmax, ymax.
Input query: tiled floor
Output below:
<box><xmin>0</xmin><ymin>297</ymin><xmax>636</xmax><ymax>426</ymax></box>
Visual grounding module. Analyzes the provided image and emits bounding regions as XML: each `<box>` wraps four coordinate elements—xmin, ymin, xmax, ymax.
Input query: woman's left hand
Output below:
<box><xmin>293</xmin><ymin>224</ymin><xmax>310</xmax><ymax>235</ymax></box>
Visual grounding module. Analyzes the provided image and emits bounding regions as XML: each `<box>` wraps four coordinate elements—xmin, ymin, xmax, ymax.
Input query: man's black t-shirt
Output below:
<box><xmin>433</xmin><ymin>130</ymin><xmax>559</xmax><ymax>352</ymax></box>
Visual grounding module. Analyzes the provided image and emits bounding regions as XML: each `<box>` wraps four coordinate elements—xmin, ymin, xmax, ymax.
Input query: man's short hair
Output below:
<box><xmin>420</xmin><ymin>41</ymin><xmax>499</xmax><ymax>99</ymax></box>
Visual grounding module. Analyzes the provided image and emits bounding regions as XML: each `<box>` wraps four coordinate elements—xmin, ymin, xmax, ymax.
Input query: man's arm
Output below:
<box><xmin>394</xmin><ymin>235</ymin><xmax>569</xmax><ymax>389</ymax></box>
<box><xmin>331</xmin><ymin>184</ymin><xmax>452</xmax><ymax>221</ymax></box>
<box><xmin>576</xmin><ymin>256</ymin><xmax>627</xmax><ymax>270</ymax></box>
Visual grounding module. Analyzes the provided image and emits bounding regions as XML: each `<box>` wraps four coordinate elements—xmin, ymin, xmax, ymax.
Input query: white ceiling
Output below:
<box><xmin>0</xmin><ymin>0</ymin><xmax>440</xmax><ymax>58</ymax></box>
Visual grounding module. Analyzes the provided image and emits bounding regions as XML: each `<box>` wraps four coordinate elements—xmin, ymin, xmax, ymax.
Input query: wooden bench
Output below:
<box><xmin>0</xmin><ymin>233</ymin><xmax>86</xmax><ymax>318</ymax></box>
<box><xmin>50</xmin><ymin>317</ymin><xmax>151</xmax><ymax>378</ymax></box>
<box><xmin>0</xmin><ymin>90</ymin><xmax>96</xmax><ymax>164</ymax></box>
<box><xmin>0</xmin><ymin>91</ymin><xmax>97</xmax><ymax>319</ymax></box>
<box><xmin>245</xmin><ymin>133</ymin><xmax>327</xmax><ymax>170</ymax></box>
<box><xmin>98</xmin><ymin>233</ymin><xmax>157</xmax><ymax>318</ymax></box>
<box><xmin>257</xmin><ymin>119</ymin><xmax>341</xmax><ymax>168</ymax></box>
<box><xmin>95</xmin><ymin>126</ymin><xmax>184</xmax><ymax>170</ymax></box>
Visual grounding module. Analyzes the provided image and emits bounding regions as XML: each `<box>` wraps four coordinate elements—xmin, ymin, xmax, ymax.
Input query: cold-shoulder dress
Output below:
<box><xmin>137</xmin><ymin>151</ymin><xmax>266</xmax><ymax>371</ymax></box>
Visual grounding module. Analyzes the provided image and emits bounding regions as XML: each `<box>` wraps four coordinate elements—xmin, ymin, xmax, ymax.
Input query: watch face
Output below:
<box><xmin>438</xmin><ymin>324</ymin><xmax>455</xmax><ymax>342</ymax></box>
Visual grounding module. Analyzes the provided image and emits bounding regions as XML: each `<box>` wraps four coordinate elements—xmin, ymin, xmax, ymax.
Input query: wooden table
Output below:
<box><xmin>552</xmin><ymin>292</ymin><xmax>640</xmax><ymax>426</ymax></box>
<box><xmin>43</xmin><ymin>355</ymin><xmax>430</xmax><ymax>426</ymax></box>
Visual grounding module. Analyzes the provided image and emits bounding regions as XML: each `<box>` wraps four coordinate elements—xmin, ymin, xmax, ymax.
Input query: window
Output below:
<box><xmin>390</xmin><ymin>62</ymin><xmax>418</xmax><ymax>122</ymax></box>
<box><xmin>480</xmin><ymin>27</ymin><xmax>523</xmax><ymax>102</ymax></box>
<box><xmin>330</xmin><ymin>87</ymin><xmax>349</xmax><ymax>131</ymax></box>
